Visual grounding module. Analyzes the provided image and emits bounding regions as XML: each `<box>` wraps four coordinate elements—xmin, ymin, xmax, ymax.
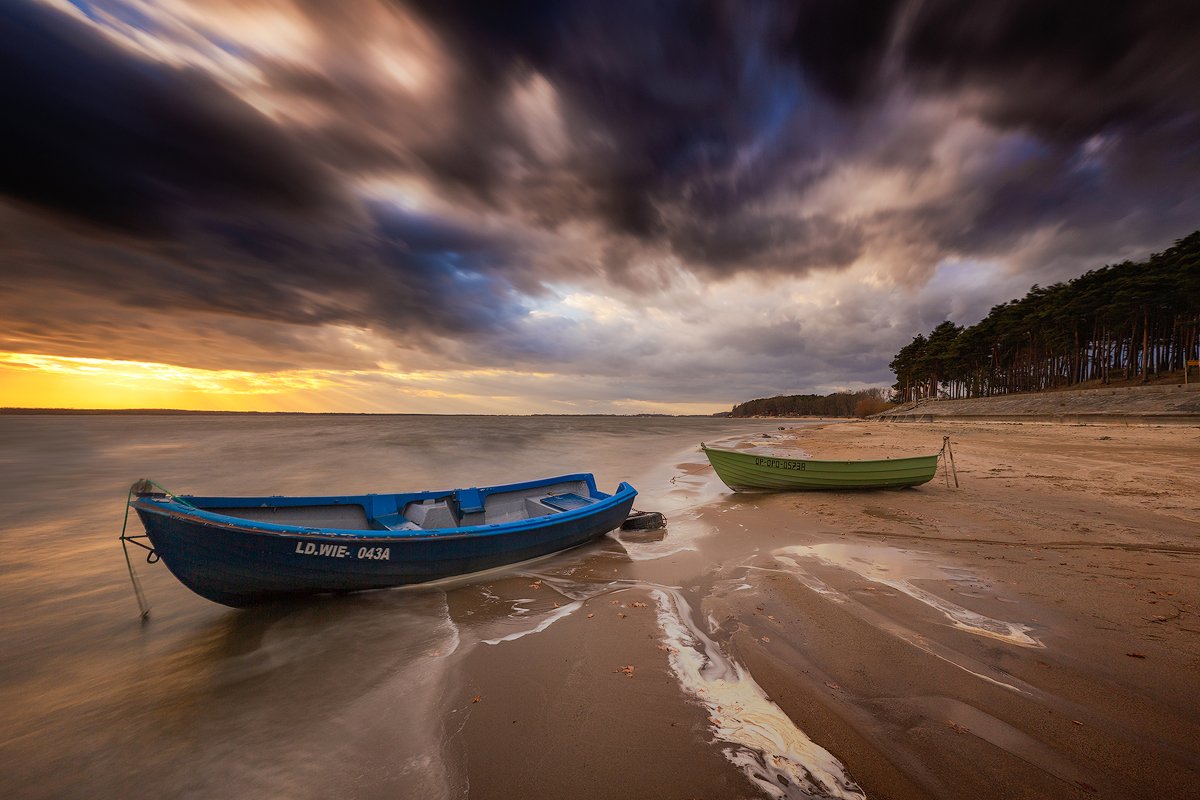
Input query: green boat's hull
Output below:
<box><xmin>701</xmin><ymin>444</ymin><xmax>939</xmax><ymax>491</ymax></box>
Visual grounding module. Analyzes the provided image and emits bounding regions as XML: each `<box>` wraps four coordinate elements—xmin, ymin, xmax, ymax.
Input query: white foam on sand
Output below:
<box><xmin>769</xmin><ymin>558</ymin><xmax>848</xmax><ymax>603</ymax></box>
<box><xmin>480</xmin><ymin>600</ymin><xmax>584</xmax><ymax>645</ymax></box>
<box><xmin>652</xmin><ymin>588</ymin><xmax>866</xmax><ymax>800</ymax></box>
<box><xmin>776</xmin><ymin>544</ymin><xmax>1042</xmax><ymax>648</ymax></box>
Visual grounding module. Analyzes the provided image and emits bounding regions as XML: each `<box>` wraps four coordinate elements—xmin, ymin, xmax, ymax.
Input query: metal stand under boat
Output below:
<box><xmin>119</xmin><ymin>479</ymin><xmax>166</xmax><ymax>620</ymax></box>
<box><xmin>939</xmin><ymin>435</ymin><xmax>960</xmax><ymax>488</ymax></box>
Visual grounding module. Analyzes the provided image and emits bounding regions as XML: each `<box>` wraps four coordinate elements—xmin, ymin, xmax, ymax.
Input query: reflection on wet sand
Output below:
<box><xmin>155</xmin><ymin>593</ymin><xmax>467</xmax><ymax>799</ymax></box>
<box><xmin>2</xmin><ymin>590</ymin><xmax>468</xmax><ymax>799</ymax></box>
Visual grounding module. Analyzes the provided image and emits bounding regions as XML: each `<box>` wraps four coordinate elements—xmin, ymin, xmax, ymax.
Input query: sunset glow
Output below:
<box><xmin>0</xmin><ymin>352</ymin><xmax>712</xmax><ymax>415</ymax></box>
<box><xmin>0</xmin><ymin>352</ymin><xmax>338</xmax><ymax>410</ymax></box>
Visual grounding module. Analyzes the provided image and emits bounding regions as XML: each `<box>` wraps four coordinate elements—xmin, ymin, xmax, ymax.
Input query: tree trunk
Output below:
<box><xmin>1141</xmin><ymin>309</ymin><xmax>1150</xmax><ymax>383</ymax></box>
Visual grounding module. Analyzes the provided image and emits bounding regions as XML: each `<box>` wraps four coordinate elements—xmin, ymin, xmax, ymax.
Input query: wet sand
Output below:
<box><xmin>452</xmin><ymin>580</ymin><xmax>750</xmax><ymax>799</ymax></box>
<box><xmin>452</xmin><ymin>420</ymin><xmax>1200</xmax><ymax>799</ymax></box>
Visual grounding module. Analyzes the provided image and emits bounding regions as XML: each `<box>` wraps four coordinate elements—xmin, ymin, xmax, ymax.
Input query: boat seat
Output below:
<box><xmin>460</xmin><ymin>511</ymin><xmax>487</xmax><ymax>527</ymax></box>
<box><xmin>373</xmin><ymin>511</ymin><xmax>421</xmax><ymax>531</ymax></box>
<box><xmin>523</xmin><ymin>496</ymin><xmax>558</xmax><ymax>518</ymax></box>
<box><xmin>540</xmin><ymin>492</ymin><xmax>595</xmax><ymax>512</ymax></box>
<box><xmin>404</xmin><ymin>499</ymin><xmax>459</xmax><ymax>530</ymax></box>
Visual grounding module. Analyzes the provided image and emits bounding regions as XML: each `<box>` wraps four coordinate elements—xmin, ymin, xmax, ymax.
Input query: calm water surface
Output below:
<box><xmin>0</xmin><ymin>414</ymin><xmax>800</xmax><ymax>799</ymax></box>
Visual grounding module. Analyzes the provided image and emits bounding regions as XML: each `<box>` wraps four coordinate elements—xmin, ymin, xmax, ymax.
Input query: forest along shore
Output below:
<box><xmin>690</xmin><ymin>419</ymin><xmax>1200</xmax><ymax>799</ymax></box>
<box><xmin>888</xmin><ymin>231</ymin><xmax>1200</xmax><ymax>403</ymax></box>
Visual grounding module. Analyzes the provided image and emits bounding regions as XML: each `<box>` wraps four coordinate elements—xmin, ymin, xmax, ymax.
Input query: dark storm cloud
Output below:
<box><xmin>13</xmin><ymin>0</ymin><xmax>1196</xmax><ymax>283</ymax></box>
<box><xmin>403</xmin><ymin>0</ymin><xmax>855</xmax><ymax>266</ymax></box>
<box><xmin>0</xmin><ymin>0</ymin><xmax>542</xmax><ymax>357</ymax></box>
<box><xmin>767</xmin><ymin>0</ymin><xmax>1200</xmax><ymax>137</ymax></box>
<box><xmin>396</xmin><ymin>0</ymin><xmax>1200</xmax><ymax>281</ymax></box>
<box><xmin>1</xmin><ymin>198</ymin><xmax>530</xmax><ymax>351</ymax></box>
<box><xmin>798</xmin><ymin>0</ymin><xmax>1200</xmax><ymax>267</ymax></box>
<box><xmin>0</xmin><ymin>1</ymin><xmax>337</xmax><ymax>235</ymax></box>
<box><xmin>887</xmin><ymin>2</ymin><xmax>1200</xmax><ymax>274</ymax></box>
<box><xmin>403</xmin><ymin>0</ymin><xmax>719</xmax><ymax>230</ymax></box>
<box><xmin>900</xmin><ymin>0</ymin><xmax>1200</xmax><ymax>140</ymax></box>
<box><xmin>671</xmin><ymin>213</ymin><xmax>864</xmax><ymax>272</ymax></box>
<box><xmin>367</xmin><ymin>205</ymin><xmax>531</xmax><ymax>336</ymax></box>
<box><xmin>778</xmin><ymin>0</ymin><xmax>904</xmax><ymax>104</ymax></box>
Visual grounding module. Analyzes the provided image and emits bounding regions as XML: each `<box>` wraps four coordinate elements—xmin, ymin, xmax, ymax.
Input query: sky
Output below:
<box><xmin>1</xmin><ymin>0</ymin><xmax>1198</xmax><ymax>413</ymax></box>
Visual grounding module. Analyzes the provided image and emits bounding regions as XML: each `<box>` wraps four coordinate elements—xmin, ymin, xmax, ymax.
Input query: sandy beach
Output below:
<box><xmin>446</xmin><ymin>419</ymin><xmax>1200</xmax><ymax>799</ymax></box>
<box><xmin>686</xmin><ymin>420</ymin><xmax>1200</xmax><ymax>798</ymax></box>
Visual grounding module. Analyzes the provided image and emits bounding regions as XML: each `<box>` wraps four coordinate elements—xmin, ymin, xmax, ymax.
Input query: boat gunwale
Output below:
<box><xmin>130</xmin><ymin>473</ymin><xmax>636</xmax><ymax>542</ymax></box>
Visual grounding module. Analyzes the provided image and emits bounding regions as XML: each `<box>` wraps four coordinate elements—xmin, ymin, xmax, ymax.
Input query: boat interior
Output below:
<box><xmin>186</xmin><ymin>476</ymin><xmax>604</xmax><ymax>533</ymax></box>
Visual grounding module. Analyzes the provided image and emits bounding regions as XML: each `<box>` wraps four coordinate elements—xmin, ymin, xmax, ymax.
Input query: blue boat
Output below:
<box><xmin>126</xmin><ymin>473</ymin><xmax>636</xmax><ymax>608</ymax></box>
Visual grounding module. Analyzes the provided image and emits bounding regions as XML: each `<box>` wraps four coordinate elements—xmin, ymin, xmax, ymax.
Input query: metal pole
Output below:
<box><xmin>119</xmin><ymin>485</ymin><xmax>151</xmax><ymax>620</ymax></box>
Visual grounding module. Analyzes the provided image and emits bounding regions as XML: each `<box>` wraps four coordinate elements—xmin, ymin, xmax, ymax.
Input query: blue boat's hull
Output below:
<box><xmin>132</xmin><ymin>479</ymin><xmax>635</xmax><ymax>608</ymax></box>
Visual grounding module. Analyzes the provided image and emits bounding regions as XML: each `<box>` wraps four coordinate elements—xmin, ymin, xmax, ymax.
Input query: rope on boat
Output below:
<box><xmin>118</xmin><ymin>478</ymin><xmax>192</xmax><ymax>620</ymax></box>
<box><xmin>938</xmin><ymin>436</ymin><xmax>960</xmax><ymax>489</ymax></box>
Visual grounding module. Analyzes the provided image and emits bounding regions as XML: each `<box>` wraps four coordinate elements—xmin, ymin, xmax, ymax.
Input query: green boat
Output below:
<box><xmin>700</xmin><ymin>443</ymin><xmax>940</xmax><ymax>491</ymax></box>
